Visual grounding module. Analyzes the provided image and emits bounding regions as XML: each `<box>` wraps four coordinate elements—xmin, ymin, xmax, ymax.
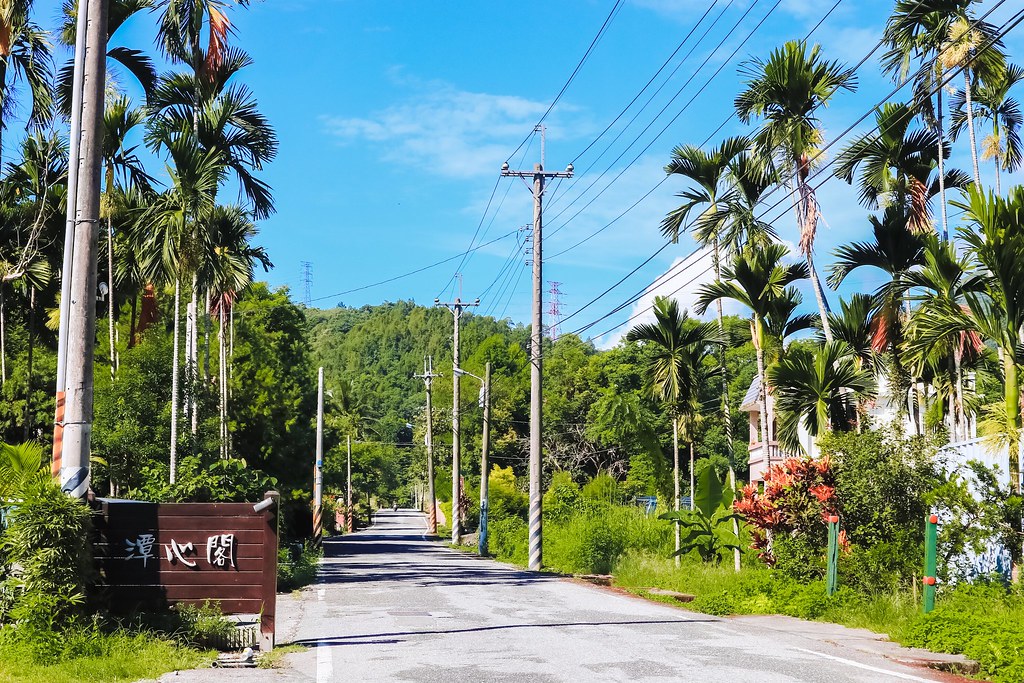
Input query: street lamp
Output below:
<box><xmin>453</xmin><ymin>363</ymin><xmax>492</xmax><ymax>556</ymax></box>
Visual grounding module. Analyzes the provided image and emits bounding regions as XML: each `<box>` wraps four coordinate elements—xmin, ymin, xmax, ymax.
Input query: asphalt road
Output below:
<box><xmin>162</xmin><ymin>509</ymin><xmax>965</xmax><ymax>683</ymax></box>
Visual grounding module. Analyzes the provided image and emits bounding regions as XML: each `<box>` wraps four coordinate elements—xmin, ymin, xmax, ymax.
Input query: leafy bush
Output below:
<box><xmin>0</xmin><ymin>478</ymin><xmax>92</xmax><ymax>632</ymax></box>
<box><xmin>903</xmin><ymin>583</ymin><xmax>1024</xmax><ymax>683</ymax></box>
<box><xmin>544</xmin><ymin>505</ymin><xmax>670</xmax><ymax>575</ymax></box>
<box><xmin>278</xmin><ymin>542</ymin><xmax>321</xmax><ymax>592</ymax></box>
<box><xmin>734</xmin><ymin>456</ymin><xmax>836</xmax><ymax>570</ymax></box>
<box><xmin>132</xmin><ymin>456</ymin><xmax>278</xmax><ymax>503</ymax></box>
<box><xmin>581</xmin><ymin>473</ymin><xmax>618</xmax><ymax>506</ymax></box>
<box><xmin>543</xmin><ymin>471</ymin><xmax>585</xmax><ymax>523</ymax></box>
<box><xmin>488</xmin><ymin>465</ymin><xmax>527</xmax><ymax>520</ymax></box>
<box><xmin>170</xmin><ymin>602</ymin><xmax>237</xmax><ymax>649</ymax></box>
<box><xmin>661</xmin><ymin>466</ymin><xmax>742</xmax><ymax>564</ymax></box>
<box><xmin>488</xmin><ymin>516</ymin><xmax>528</xmax><ymax>565</ymax></box>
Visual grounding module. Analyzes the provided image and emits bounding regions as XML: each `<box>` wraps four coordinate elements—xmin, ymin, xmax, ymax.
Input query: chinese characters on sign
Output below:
<box><xmin>124</xmin><ymin>533</ymin><xmax>237</xmax><ymax>569</ymax></box>
<box><xmin>125</xmin><ymin>533</ymin><xmax>156</xmax><ymax>567</ymax></box>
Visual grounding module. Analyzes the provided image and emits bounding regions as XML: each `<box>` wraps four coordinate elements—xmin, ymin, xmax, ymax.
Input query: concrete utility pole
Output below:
<box><xmin>435</xmin><ymin>296</ymin><xmax>479</xmax><ymax>545</ymax></box>
<box><xmin>54</xmin><ymin>0</ymin><xmax>108</xmax><ymax>499</ymax></box>
<box><xmin>479</xmin><ymin>362</ymin><xmax>491</xmax><ymax>556</ymax></box>
<box><xmin>414</xmin><ymin>356</ymin><xmax>442</xmax><ymax>535</ymax></box>
<box><xmin>346</xmin><ymin>435</ymin><xmax>353</xmax><ymax>532</ymax></box>
<box><xmin>501</xmin><ymin>160</ymin><xmax>572</xmax><ymax>571</ymax></box>
<box><xmin>313</xmin><ymin>367</ymin><xmax>324</xmax><ymax>548</ymax></box>
<box><xmin>52</xmin><ymin>0</ymin><xmax>89</xmax><ymax>482</ymax></box>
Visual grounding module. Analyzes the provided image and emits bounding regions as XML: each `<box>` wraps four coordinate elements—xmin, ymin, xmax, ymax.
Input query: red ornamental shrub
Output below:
<box><xmin>733</xmin><ymin>456</ymin><xmax>839</xmax><ymax>564</ymax></box>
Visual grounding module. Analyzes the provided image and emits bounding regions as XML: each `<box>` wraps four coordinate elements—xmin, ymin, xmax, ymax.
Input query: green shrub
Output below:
<box><xmin>582</xmin><ymin>473</ymin><xmax>618</xmax><ymax>506</ymax></box>
<box><xmin>543</xmin><ymin>471</ymin><xmax>585</xmax><ymax>523</ymax></box>
<box><xmin>170</xmin><ymin>602</ymin><xmax>237</xmax><ymax>649</ymax></box>
<box><xmin>903</xmin><ymin>583</ymin><xmax>1024</xmax><ymax>683</ymax></box>
<box><xmin>544</xmin><ymin>506</ymin><xmax>670</xmax><ymax>575</ymax></box>
<box><xmin>0</xmin><ymin>478</ymin><xmax>92</xmax><ymax>631</ymax></box>
<box><xmin>488</xmin><ymin>465</ymin><xmax>527</xmax><ymax>521</ymax></box>
<box><xmin>278</xmin><ymin>542</ymin><xmax>321</xmax><ymax>592</ymax></box>
<box><xmin>489</xmin><ymin>516</ymin><xmax>528</xmax><ymax>565</ymax></box>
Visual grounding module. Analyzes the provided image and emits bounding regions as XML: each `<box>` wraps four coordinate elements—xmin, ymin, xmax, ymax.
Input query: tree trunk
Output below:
<box><xmin>717</xmin><ymin>240</ymin><xmax>742</xmax><ymax>572</ymax></box>
<box><xmin>954</xmin><ymin>347</ymin><xmax>966</xmax><ymax>442</ymax></box>
<box><xmin>807</xmin><ymin>253</ymin><xmax>834</xmax><ymax>342</ymax></box>
<box><xmin>189</xmin><ymin>275</ymin><xmax>198</xmax><ymax>436</ymax></box>
<box><xmin>0</xmin><ymin>283</ymin><xmax>5</xmax><ymax>386</ymax></box>
<box><xmin>1005</xmin><ymin>346</ymin><xmax>1020</xmax><ymax>495</ymax></box>
<box><xmin>23</xmin><ymin>287</ymin><xmax>35</xmax><ymax>441</ymax></box>
<box><xmin>128</xmin><ymin>294</ymin><xmax>137</xmax><ymax>349</ymax></box>
<box><xmin>107</xmin><ymin>214</ymin><xmax>116</xmax><ymax>380</ymax></box>
<box><xmin>937</xmin><ymin>86</ymin><xmax>949</xmax><ymax>240</ymax></box>
<box><xmin>689</xmin><ymin>441</ymin><xmax>695</xmax><ymax>512</ymax></box>
<box><xmin>219</xmin><ymin>302</ymin><xmax>227</xmax><ymax>459</ymax></box>
<box><xmin>964</xmin><ymin>72</ymin><xmax>982</xmax><ymax>188</ymax></box>
<box><xmin>755</xmin><ymin>318</ymin><xmax>770</xmax><ymax>454</ymax></box>
<box><xmin>229</xmin><ymin>301</ymin><xmax>234</xmax><ymax>454</ymax></box>
<box><xmin>672</xmin><ymin>416</ymin><xmax>680</xmax><ymax>568</ymax></box>
<box><xmin>170</xmin><ymin>279</ymin><xmax>181</xmax><ymax>484</ymax></box>
<box><xmin>204</xmin><ymin>288</ymin><xmax>211</xmax><ymax>382</ymax></box>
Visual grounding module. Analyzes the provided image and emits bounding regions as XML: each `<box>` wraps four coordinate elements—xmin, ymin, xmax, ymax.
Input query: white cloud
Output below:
<box><xmin>321</xmin><ymin>82</ymin><xmax>580</xmax><ymax>178</ymax></box>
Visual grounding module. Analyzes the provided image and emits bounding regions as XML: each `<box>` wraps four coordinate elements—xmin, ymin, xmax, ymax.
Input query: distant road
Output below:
<box><xmin>164</xmin><ymin>509</ymin><xmax>965</xmax><ymax>682</ymax></box>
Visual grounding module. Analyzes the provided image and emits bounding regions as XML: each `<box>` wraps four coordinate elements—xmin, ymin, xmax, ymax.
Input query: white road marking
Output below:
<box><xmin>791</xmin><ymin>647</ymin><xmax>936</xmax><ymax>681</ymax></box>
<box><xmin>316</xmin><ymin>639</ymin><xmax>333</xmax><ymax>683</ymax></box>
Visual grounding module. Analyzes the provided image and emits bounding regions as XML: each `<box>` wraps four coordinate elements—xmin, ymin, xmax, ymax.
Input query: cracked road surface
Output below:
<box><xmin>161</xmin><ymin>510</ymin><xmax>965</xmax><ymax>682</ymax></box>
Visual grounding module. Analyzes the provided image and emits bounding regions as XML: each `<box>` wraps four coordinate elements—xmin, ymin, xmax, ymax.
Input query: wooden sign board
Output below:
<box><xmin>93</xmin><ymin>492</ymin><xmax>279</xmax><ymax>650</ymax></box>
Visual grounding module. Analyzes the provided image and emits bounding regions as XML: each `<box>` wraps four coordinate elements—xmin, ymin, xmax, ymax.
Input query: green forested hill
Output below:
<box><xmin>306</xmin><ymin>301</ymin><xmax>756</xmax><ymax>504</ymax></box>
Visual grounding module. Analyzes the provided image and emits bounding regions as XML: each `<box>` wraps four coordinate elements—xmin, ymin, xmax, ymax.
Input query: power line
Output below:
<box><xmin>571</xmin><ymin>0</ymin><xmax>1022</xmax><ymax>344</ymax></box>
<box><xmin>311</xmin><ymin>229</ymin><xmax>518</xmax><ymax>304</ymax></box>
<box><xmin>504</xmin><ymin>0</ymin><xmax>626</xmax><ymax>162</ymax></box>
<box><xmin>543</xmin><ymin>0</ymin><xmax>778</xmax><ymax>237</ymax></box>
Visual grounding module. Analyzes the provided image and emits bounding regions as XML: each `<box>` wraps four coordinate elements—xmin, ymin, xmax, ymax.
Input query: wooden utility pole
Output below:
<box><xmin>414</xmin><ymin>356</ymin><xmax>441</xmax><ymax>535</ymax></box>
<box><xmin>478</xmin><ymin>362</ymin><xmax>491</xmax><ymax>556</ymax></box>
<box><xmin>346</xmin><ymin>435</ymin><xmax>353</xmax><ymax>532</ymax></box>
<box><xmin>500</xmin><ymin>159</ymin><xmax>573</xmax><ymax>570</ymax></box>
<box><xmin>313</xmin><ymin>367</ymin><xmax>324</xmax><ymax>548</ymax></box>
<box><xmin>55</xmin><ymin>0</ymin><xmax>108</xmax><ymax>498</ymax></box>
<box><xmin>435</xmin><ymin>296</ymin><xmax>478</xmax><ymax>545</ymax></box>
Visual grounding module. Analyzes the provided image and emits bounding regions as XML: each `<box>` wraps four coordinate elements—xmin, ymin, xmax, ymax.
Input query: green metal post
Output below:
<box><xmin>923</xmin><ymin>513</ymin><xmax>937</xmax><ymax>613</ymax></box>
<box><xmin>826</xmin><ymin>515</ymin><xmax>839</xmax><ymax>596</ymax></box>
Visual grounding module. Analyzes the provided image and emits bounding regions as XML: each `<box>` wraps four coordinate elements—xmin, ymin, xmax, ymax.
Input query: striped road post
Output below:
<box><xmin>312</xmin><ymin>367</ymin><xmax>324</xmax><ymax>549</ymax></box>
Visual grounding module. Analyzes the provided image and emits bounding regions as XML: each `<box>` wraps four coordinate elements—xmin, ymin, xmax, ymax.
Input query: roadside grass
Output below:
<box><xmin>613</xmin><ymin>551</ymin><xmax>919</xmax><ymax>636</ymax></box>
<box><xmin>0</xmin><ymin>629</ymin><xmax>213</xmax><ymax>683</ymax></box>
<box><xmin>257</xmin><ymin>643</ymin><xmax>308</xmax><ymax>669</ymax></box>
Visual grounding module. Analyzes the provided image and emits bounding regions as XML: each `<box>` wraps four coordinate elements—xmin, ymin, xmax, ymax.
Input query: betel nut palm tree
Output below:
<box><xmin>735</xmin><ymin>40</ymin><xmax>857</xmax><ymax>342</ymax></box>
<box><xmin>627</xmin><ymin>296</ymin><xmax>722</xmax><ymax>564</ymax></box>
<box><xmin>882</xmin><ymin>0</ymin><xmax>1002</xmax><ymax>238</ymax></box>
<box><xmin>907</xmin><ymin>187</ymin><xmax>1024</xmax><ymax>495</ymax></box>
<box><xmin>768</xmin><ymin>341</ymin><xmax>876</xmax><ymax>453</ymax></box>
<box><xmin>834</xmin><ymin>101</ymin><xmax>970</xmax><ymax>234</ymax></box>
<box><xmin>951</xmin><ymin>61</ymin><xmax>1023</xmax><ymax>195</ymax></box>
<box><xmin>696</xmin><ymin>243</ymin><xmax>809</xmax><ymax>465</ymax></box>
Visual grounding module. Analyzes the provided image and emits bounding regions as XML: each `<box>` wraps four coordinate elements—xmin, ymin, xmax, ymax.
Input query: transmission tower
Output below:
<box><xmin>547</xmin><ymin>281</ymin><xmax>563</xmax><ymax>341</ymax></box>
<box><xmin>300</xmin><ymin>261</ymin><xmax>313</xmax><ymax>306</ymax></box>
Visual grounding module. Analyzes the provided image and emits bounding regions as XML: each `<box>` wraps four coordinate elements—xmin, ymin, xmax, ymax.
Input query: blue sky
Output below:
<box><xmin>42</xmin><ymin>0</ymin><xmax>1024</xmax><ymax>345</ymax></box>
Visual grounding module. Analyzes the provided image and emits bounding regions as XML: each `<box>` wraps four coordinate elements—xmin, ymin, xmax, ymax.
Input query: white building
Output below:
<box><xmin>741</xmin><ymin>375</ymin><xmax>1007</xmax><ymax>486</ymax></box>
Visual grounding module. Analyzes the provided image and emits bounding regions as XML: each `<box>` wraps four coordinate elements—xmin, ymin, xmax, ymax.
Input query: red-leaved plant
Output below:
<box><xmin>733</xmin><ymin>456</ymin><xmax>843</xmax><ymax>564</ymax></box>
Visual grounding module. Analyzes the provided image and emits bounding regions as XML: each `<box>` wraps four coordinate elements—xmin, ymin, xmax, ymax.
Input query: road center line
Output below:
<box><xmin>790</xmin><ymin>646</ymin><xmax>936</xmax><ymax>681</ymax></box>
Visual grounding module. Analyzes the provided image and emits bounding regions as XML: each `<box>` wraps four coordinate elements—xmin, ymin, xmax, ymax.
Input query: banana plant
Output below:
<box><xmin>660</xmin><ymin>465</ymin><xmax>743</xmax><ymax>565</ymax></box>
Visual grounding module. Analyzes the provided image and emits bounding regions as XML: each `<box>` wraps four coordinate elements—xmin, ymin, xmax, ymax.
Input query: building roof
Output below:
<box><xmin>740</xmin><ymin>375</ymin><xmax>761</xmax><ymax>413</ymax></box>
